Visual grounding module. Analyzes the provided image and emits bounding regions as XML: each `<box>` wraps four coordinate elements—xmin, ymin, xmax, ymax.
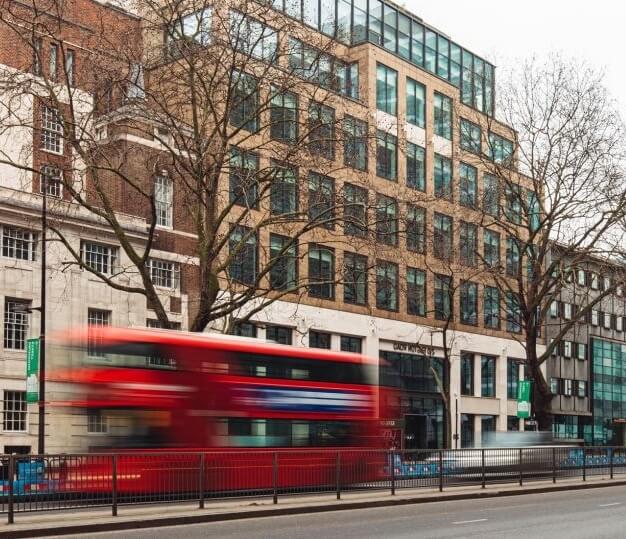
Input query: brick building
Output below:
<box><xmin>0</xmin><ymin>0</ymin><xmax>543</xmax><ymax>452</ymax></box>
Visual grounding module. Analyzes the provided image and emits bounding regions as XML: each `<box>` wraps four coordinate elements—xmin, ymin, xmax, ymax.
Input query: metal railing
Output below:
<box><xmin>1</xmin><ymin>446</ymin><xmax>624</xmax><ymax>524</ymax></box>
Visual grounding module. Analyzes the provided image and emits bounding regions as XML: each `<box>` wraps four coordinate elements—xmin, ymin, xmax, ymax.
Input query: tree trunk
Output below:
<box><xmin>526</xmin><ymin>335</ymin><xmax>553</xmax><ymax>431</ymax></box>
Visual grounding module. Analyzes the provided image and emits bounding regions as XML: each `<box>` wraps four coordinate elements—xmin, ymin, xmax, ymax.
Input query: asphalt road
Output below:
<box><xmin>53</xmin><ymin>485</ymin><xmax>626</xmax><ymax>539</ymax></box>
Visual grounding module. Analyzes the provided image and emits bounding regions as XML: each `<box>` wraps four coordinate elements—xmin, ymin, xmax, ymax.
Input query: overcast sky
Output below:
<box><xmin>405</xmin><ymin>0</ymin><xmax>626</xmax><ymax>120</ymax></box>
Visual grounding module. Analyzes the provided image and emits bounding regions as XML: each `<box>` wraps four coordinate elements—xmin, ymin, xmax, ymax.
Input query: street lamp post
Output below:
<box><xmin>38</xmin><ymin>176</ymin><xmax>47</xmax><ymax>455</ymax></box>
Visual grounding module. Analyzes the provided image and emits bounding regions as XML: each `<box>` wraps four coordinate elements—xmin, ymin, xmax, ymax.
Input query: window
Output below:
<box><xmin>507</xmin><ymin>359</ymin><xmax>521</xmax><ymax>399</ymax></box>
<box><xmin>87</xmin><ymin>308</ymin><xmax>111</xmax><ymax>358</ymax></box>
<box><xmin>308</xmin><ymin>172</ymin><xmax>335</xmax><ymax>229</ymax></box>
<box><xmin>87</xmin><ymin>411</ymin><xmax>107</xmax><ymax>434</ymax></box>
<box><xmin>507</xmin><ymin>416</ymin><xmax>520</xmax><ymax>432</ymax></box>
<box><xmin>309</xmin><ymin>330</ymin><xmax>331</xmax><ymax>349</ymax></box>
<box><xmin>270</xmin><ymin>87</ymin><xmax>298</xmax><ymax>143</ymax></box>
<box><xmin>376</xmin><ymin>261</ymin><xmax>398</xmax><ymax>311</ymax></box>
<box><xmin>40</xmin><ymin>165</ymin><xmax>62</xmax><ymax>198</ymax></box>
<box><xmin>2</xmin><ymin>226</ymin><xmax>36</xmax><ymax>261</ymax></box>
<box><xmin>481</xmin><ymin>355</ymin><xmax>496</xmax><ymax>397</ymax></box>
<box><xmin>461</xmin><ymin>414</ymin><xmax>474</xmax><ymax>448</ymax></box>
<box><xmin>406</xmin><ymin>78</ymin><xmax>425</xmax><ymax>127</ymax></box>
<box><xmin>4</xmin><ymin>299</ymin><xmax>30</xmax><ymax>350</ymax></box>
<box><xmin>270</xmin><ymin>162</ymin><xmax>298</xmax><ymax>215</ymax></box>
<box><xmin>563</xmin><ymin>379</ymin><xmax>573</xmax><ymax>397</ymax></box>
<box><xmin>434</xmin><ymin>92</ymin><xmax>452</xmax><ymax>140</ymax></box>
<box><xmin>406</xmin><ymin>205</ymin><xmax>426</xmax><ymax>254</ymax></box>
<box><xmin>481</xmin><ymin>415</ymin><xmax>496</xmax><ymax>443</ymax></box>
<box><xmin>483</xmin><ymin>229</ymin><xmax>500</xmax><ymax>268</ymax></box>
<box><xmin>376</xmin><ymin>194</ymin><xmax>398</xmax><ymax>246</ymax></box>
<box><xmin>343</xmin><ymin>252</ymin><xmax>367</xmax><ymax>305</ymax></box>
<box><xmin>603</xmin><ymin>312</ymin><xmax>612</xmax><ymax>330</ymax></box>
<box><xmin>459</xmin><ymin>163</ymin><xmax>477</xmax><ymax>207</ymax></box>
<box><xmin>229</xmin><ymin>11</ymin><xmax>277</xmax><ymax>61</ymax></box>
<box><xmin>376</xmin><ymin>130</ymin><xmax>397</xmax><ymax>180</ymax></box>
<box><xmin>505</xmin><ymin>185</ymin><xmax>522</xmax><ymax>224</ymax></box>
<box><xmin>460</xmin><ymin>222</ymin><xmax>477</xmax><ymax>266</ymax></box>
<box><xmin>406</xmin><ymin>142</ymin><xmax>425</xmax><ymax>191</ymax></box>
<box><xmin>269</xmin><ymin>234</ymin><xmax>298</xmax><ymax>291</ymax></box>
<box><xmin>154</xmin><ymin>174</ymin><xmax>173</xmax><ymax>227</ymax></box>
<box><xmin>230</xmin><ymin>321</ymin><xmax>257</xmax><ymax>337</ymax></box>
<box><xmin>590</xmin><ymin>273</ymin><xmax>599</xmax><ymax>290</ymax></box>
<box><xmin>563</xmin><ymin>302</ymin><xmax>573</xmax><ymax>320</ymax></box>
<box><xmin>65</xmin><ymin>49</ymin><xmax>75</xmax><ymax>86</ymax></box>
<box><xmin>482</xmin><ymin>174</ymin><xmax>500</xmax><ymax>217</ymax></box>
<box><xmin>230</xmin><ymin>72</ymin><xmax>258</xmax><ymax>132</ymax></box>
<box><xmin>147</xmin><ymin>258</ymin><xmax>180</xmax><ymax>289</ymax></box>
<box><xmin>577</xmin><ymin>269</ymin><xmax>586</xmax><ymax>286</ymax></box>
<box><xmin>266</xmin><ymin>325</ymin><xmax>292</xmax><ymax>345</ymax></box>
<box><xmin>3</xmin><ymin>391</ymin><xmax>26</xmax><ymax>432</ymax></box>
<box><xmin>506</xmin><ymin>237</ymin><xmax>520</xmax><ymax>276</ymax></box>
<box><xmin>32</xmin><ymin>37</ymin><xmax>42</xmax><ymax>76</ymax></box>
<box><xmin>434</xmin><ymin>154</ymin><xmax>452</xmax><ymax>199</ymax></box>
<box><xmin>549</xmin><ymin>300</ymin><xmax>559</xmax><ymax>318</ymax></box>
<box><xmin>577</xmin><ymin>342</ymin><xmax>587</xmax><ymax>360</ymax></box>
<box><xmin>343</xmin><ymin>116</ymin><xmax>367</xmax><ymax>171</ymax></box>
<box><xmin>577</xmin><ymin>380</ymin><xmax>587</xmax><ymax>398</ymax></box>
<box><xmin>437</xmin><ymin>35</ymin><xmax>450</xmax><ymax>79</ymax></box>
<box><xmin>488</xmin><ymin>132</ymin><xmax>514</xmax><ymax>165</ymax></box>
<box><xmin>483</xmin><ymin>286</ymin><xmax>500</xmax><ymax>329</ymax></box>
<box><xmin>460</xmin><ymin>353</ymin><xmax>474</xmax><ymax>396</ymax></box>
<box><xmin>433</xmin><ymin>213</ymin><xmax>452</xmax><ymax>260</ymax></box>
<box><xmin>343</xmin><ymin>183</ymin><xmax>368</xmax><ymax>237</ymax></box>
<box><xmin>41</xmin><ymin>105</ymin><xmax>63</xmax><ymax>154</ymax></box>
<box><xmin>308</xmin><ymin>102</ymin><xmax>335</xmax><ymax>159</ymax></box>
<box><xmin>434</xmin><ymin>274</ymin><xmax>452</xmax><ymax>320</ymax></box>
<box><xmin>228</xmin><ymin>226</ymin><xmax>257</xmax><ymax>286</ymax></box>
<box><xmin>81</xmin><ymin>241</ymin><xmax>117</xmax><ymax>275</ymax></box>
<box><xmin>166</xmin><ymin>7</ymin><xmax>212</xmax><ymax>48</ymax></box>
<box><xmin>550</xmin><ymin>378</ymin><xmax>559</xmax><ymax>394</ymax></box>
<box><xmin>49</xmin><ymin>43</ymin><xmax>58</xmax><ymax>81</ymax></box>
<box><xmin>407</xmin><ymin>267</ymin><xmax>426</xmax><ymax>316</ymax></box>
<box><xmin>617</xmin><ymin>317</ymin><xmax>624</xmax><ymax>332</ymax></box>
<box><xmin>506</xmin><ymin>292</ymin><xmax>522</xmax><ymax>333</ymax></box>
<box><xmin>340</xmin><ymin>335</ymin><xmax>362</xmax><ymax>353</ymax></box>
<box><xmin>563</xmin><ymin>340</ymin><xmax>572</xmax><ymax>358</ymax></box>
<box><xmin>229</xmin><ymin>148</ymin><xmax>259</xmax><ymax>208</ymax></box>
<box><xmin>527</xmin><ymin>190</ymin><xmax>540</xmax><ymax>231</ymax></box>
<box><xmin>146</xmin><ymin>319</ymin><xmax>181</xmax><ymax>330</ymax></box>
<box><xmin>376</xmin><ymin>63</ymin><xmax>397</xmax><ymax>115</ymax></box>
<box><xmin>460</xmin><ymin>119</ymin><xmax>481</xmax><ymax>154</ymax></box>
<box><xmin>460</xmin><ymin>281</ymin><xmax>478</xmax><ymax>325</ymax></box>
<box><xmin>308</xmin><ymin>244</ymin><xmax>335</xmax><ymax>299</ymax></box>
<box><xmin>591</xmin><ymin>310</ymin><xmax>599</xmax><ymax>326</ymax></box>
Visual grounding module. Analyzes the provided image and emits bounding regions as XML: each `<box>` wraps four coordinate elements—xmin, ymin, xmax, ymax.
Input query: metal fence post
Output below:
<box><xmin>7</xmin><ymin>455</ymin><xmax>15</xmax><ymax>524</ymax></box>
<box><xmin>199</xmin><ymin>453</ymin><xmax>205</xmax><ymax>509</ymax></box>
<box><xmin>272</xmin><ymin>452</ymin><xmax>278</xmax><ymax>504</ymax></box>
<box><xmin>552</xmin><ymin>447</ymin><xmax>557</xmax><ymax>484</ymax></box>
<box><xmin>390</xmin><ymin>450</ymin><xmax>396</xmax><ymax>496</ymax></box>
<box><xmin>438</xmin><ymin>450</ymin><xmax>443</xmax><ymax>492</ymax></box>
<box><xmin>519</xmin><ymin>448</ymin><xmax>523</xmax><ymax>487</ymax></box>
<box><xmin>336</xmin><ymin>452</ymin><xmax>341</xmax><ymax>500</ymax></box>
<box><xmin>481</xmin><ymin>449</ymin><xmax>486</xmax><ymax>489</ymax></box>
<box><xmin>582</xmin><ymin>447</ymin><xmax>586</xmax><ymax>481</ymax></box>
<box><xmin>111</xmin><ymin>455</ymin><xmax>118</xmax><ymax>517</ymax></box>
<box><xmin>610</xmin><ymin>448</ymin><xmax>614</xmax><ymax>480</ymax></box>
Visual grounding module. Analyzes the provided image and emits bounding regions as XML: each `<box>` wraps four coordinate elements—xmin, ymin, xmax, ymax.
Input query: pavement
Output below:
<box><xmin>1</xmin><ymin>475</ymin><xmax>626</xmax><ymax>538</ymax></box>
<box><xmin>49</xmin><ymin>484</ymin><xmax>626</xmax><ymax>539</ymax></box>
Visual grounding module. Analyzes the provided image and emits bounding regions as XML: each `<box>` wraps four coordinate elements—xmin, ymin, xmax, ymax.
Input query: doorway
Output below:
<box><xmin>404</xmin><ymin>414</ymin><xmax>427</xmax><ymax>449</ymax></box>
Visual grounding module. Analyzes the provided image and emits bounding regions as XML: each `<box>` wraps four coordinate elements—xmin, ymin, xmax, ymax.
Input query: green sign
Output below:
<box><xmin>26</xmin><ymin>338</ymin><xmax>39</xmax><ymax>403</ymax></box>
<box><xmin>517</xmin><ymin>379</ymin><xmax>531</xmax><ymax>419</ymax></box>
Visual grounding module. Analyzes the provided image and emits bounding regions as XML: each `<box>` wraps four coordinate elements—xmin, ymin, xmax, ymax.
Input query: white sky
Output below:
<box><xmin>405</xmin><ymin>0</ymin><xmax>626</xmax><ymax>120</ymax></box>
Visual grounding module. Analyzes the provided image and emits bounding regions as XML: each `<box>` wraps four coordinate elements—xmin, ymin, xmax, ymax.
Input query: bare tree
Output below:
<box><xmin>471</xmin><ymin>56</ymin><xmax>626</xmax><ymax>430</ymax></box>
<box><xmin>0</xmin><ymin>0</ymin><xmax>378</xmax><ymax>332</ymax></box>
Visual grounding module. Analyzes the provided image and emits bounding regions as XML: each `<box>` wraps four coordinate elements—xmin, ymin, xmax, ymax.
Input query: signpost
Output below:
<box><xmin>517</xmin><ymin>380</ymin><xmax>531</xmax><ymax>419</ymax></box>
<box><xmin>26</xmin><ymin>338</ymin><xmax>40</xmax><ymax>403</ymax></box>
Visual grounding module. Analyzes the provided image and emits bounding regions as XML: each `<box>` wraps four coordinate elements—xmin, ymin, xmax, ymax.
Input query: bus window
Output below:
<box><xmin>77</xmin><ymin>342</ymin><xmax>176</xmax><ymax>370</ymax></box>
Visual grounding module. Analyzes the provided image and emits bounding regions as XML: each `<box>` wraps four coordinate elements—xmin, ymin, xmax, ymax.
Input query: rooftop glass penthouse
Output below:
<box><xmin>270</xmin><ymin>0</ymin><xmax>495</xmax><ymax>116</ymax></box>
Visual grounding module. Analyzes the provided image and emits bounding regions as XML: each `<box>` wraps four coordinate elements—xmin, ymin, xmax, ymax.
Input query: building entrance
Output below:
<box><xmin>404</xmin><ymin>414</ymin><xmax>427</xmax><ymax>449</ymax></box>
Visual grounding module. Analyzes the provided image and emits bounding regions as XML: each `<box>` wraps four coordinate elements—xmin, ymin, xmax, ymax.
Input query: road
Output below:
<box><xmin>54</xmin><ymin>485</ymin><xmax>626</xmax><ymax>539</ymax></box>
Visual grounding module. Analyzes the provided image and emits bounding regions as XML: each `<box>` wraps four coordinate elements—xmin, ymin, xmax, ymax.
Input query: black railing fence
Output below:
<box><xmin>1</xmin><ymin>446</ymin><xmax>624</xmax><ymax>524</ymax></box>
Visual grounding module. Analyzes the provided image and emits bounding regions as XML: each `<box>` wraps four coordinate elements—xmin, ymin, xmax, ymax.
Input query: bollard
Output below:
<box><xmin>552</xmin><ymin>447</ymin><xmax>557</xmax><ymax>484</ymax></box>
<box><xmin>7</xmin><ymin>455</ymin><xmax>15</xmax><ymax>524</ymax></box>
<box><xmin>610</xmin><ymin>448</ymin><xmax>614</xmax><ymax>480</ymax></box>
<box><xmin>336</xmin><ymin>452</ymin><xmax>341</xmax><ymax>500</ymax></box>
<box><xmin>582</xmin><ymin>447</ymin><xmax>586</xmax><ymax>481</ymax></box>
<box><xmin>438</xmin><ymin>450</ymin><xmax>443</xmax><ymax>492</ymax></box>
<box><xmin>111</xmin><ymin>455</ymin><xmax>118</xmax><ymax>517</ymax></box>
<box><xmin>390</xmin><ymin>450</ymin><xmax>396</xmax><ymax>496</ymax></box>
<box><xmin>199</xmin><ymin>453</ymin><xmax>205</xmax><ymax>509</ymax></box>
<box><xmin>519</xmin><ymin>448</ymin><xmax>523</xmax><ymax>486</ymax></box>
<box><xmin>272</xmin><ymin>452</ymin><xmax>278</xmax><ymax>504</ymax></box>
<box><xmin>481</xmin><ymin>449</ymin><xmax>486</xmax><ymax>489</ymax></box>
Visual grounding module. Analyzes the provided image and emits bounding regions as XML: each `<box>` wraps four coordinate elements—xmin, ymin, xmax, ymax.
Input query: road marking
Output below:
<box><xmin>453</xmin><ymin>518</ymin><xmax>488</xmax><ymax>525</ymax></box>
<box><xmin>598</xmin><ymin>503</ymin><xmax>621</xmax><ymax>507</ymax></box>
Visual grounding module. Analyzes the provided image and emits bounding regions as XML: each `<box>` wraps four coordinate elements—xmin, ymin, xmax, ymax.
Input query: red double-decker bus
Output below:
<box><xmin>49</xmin><ymin>327</ymin><xmax>389</xmax><ymax>493</ymax></box>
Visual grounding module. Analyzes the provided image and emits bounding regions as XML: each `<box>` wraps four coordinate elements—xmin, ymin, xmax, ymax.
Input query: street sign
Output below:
<box><xmin>26</xmin><ymin>338</ymin><xmax>40</xmax><ymax>403</ymax></box>
<box><xmin>517</xmin><ymin>379</ymin><xmax>531</xmax><ymax>419</ymax></box>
